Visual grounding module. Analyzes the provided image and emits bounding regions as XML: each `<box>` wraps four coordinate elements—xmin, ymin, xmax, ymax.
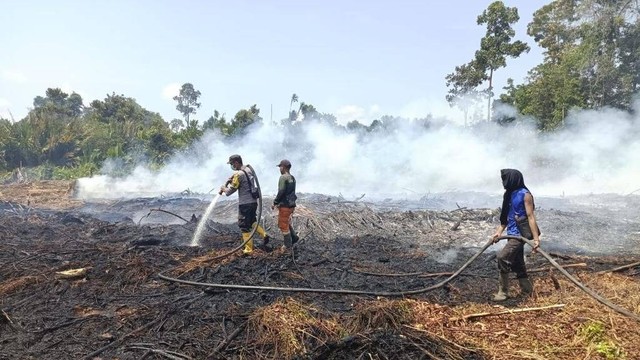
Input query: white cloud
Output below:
<box><xmin>1</xmin><ymin>69</ymin><xmax>27</xmax><ymax>83</ymax></box>
<box><xmin>162</xmin><ymin>83</ymin><xmax>181</xmax><ymax>101</ymax></box>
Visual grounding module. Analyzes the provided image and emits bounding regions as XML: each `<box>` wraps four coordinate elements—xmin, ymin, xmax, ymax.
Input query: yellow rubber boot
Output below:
<box><xmin>252</xmin><ymin>222</ymin><xmax>268</xmax><ymax>239</ymax></box>
<box><xmin>241</xmin><ymin>232</ymin><xmax>254</xmax><ymax>255</ymax></box>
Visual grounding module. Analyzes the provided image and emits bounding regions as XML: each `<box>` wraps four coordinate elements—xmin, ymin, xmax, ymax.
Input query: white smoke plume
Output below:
<box><xmin>76</xmin><ymin>100</ymin><xmax>640</xmax><ymax>200</ymax></box>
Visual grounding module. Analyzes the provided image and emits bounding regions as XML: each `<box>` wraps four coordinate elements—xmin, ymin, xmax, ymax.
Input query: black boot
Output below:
<box><xmin>283</xmin><ymin>233</ymin><xmax>293</xmax><ymax>248</ymax></box>
<box><xmin>493</xmin><ymin>272</ymin><xmax>510</xmax><ymax>301</ymax></box>
<box><xmin>289</xmin><ymin>225</ymin><xmax>299</xmax><ymax>244</ymax></box>
<box><xmin>518</xmin><ymin>277</ymin><xmax>534</xmax><ymax>296</ymax></box>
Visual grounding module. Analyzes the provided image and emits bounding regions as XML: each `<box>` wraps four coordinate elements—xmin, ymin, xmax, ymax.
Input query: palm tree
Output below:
<box><xmin>289</xmin><ymin>93</ymin><xmax>298</xmax><ymax>112</ymax></box>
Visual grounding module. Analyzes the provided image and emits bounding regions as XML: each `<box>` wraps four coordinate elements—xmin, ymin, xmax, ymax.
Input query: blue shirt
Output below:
<box><xmin>507</xmin><ymin>188</ymin><xmax>529</xmax><ymax>236</ymax></box>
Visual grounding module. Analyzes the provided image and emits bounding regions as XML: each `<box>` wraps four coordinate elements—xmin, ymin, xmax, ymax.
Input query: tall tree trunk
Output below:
<box><xmin>487</xmin><ymin>68</ymin><xmax>494</xmax><ymax>122</ymax></box>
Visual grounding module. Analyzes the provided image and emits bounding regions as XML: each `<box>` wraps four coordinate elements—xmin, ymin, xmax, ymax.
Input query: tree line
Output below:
<box><xmin>447</xmin><ymin>0</ymin><xmax>640</xmax><ymax>130</ymax></box>
<box><xmin>0</xmin><ymin>85</ymin><xmax>420</xmax><ymax>178</ymax></box>
<box><xmin>2</xmin><ymin>0</ymin><xmax>639</xmax><ymax>178</ymax></box>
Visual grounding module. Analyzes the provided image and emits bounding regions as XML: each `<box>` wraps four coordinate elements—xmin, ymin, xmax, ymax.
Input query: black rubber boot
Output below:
<box><xmin>493</xmin><ymin>272</ymin><xmax>510</xmax><ymax>301</ymax></box>
<box><xmin>289</xmin><ymin>225</ymin><xmax>299</xmax><ymax>245</ymax></box>
<box><xmin>518</xmin><ymin>277</ymin><xmax>534</xmax><ymax>296</ymax></box>
<box><xmin>283</xmin><ymin>233</ymin><xmax>293</xmax><ymax>248</ymax></box>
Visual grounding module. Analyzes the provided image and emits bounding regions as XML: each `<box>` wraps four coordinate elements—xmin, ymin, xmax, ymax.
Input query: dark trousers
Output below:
<box><xmin>238</xmin><ymin>203</ymin><xmax>258</xmax><ymax>232</ymax></box>
<box><xmin>497</xmin><ymin>238</ymin><xmax>528</xmax><ymax>278</ymax></box>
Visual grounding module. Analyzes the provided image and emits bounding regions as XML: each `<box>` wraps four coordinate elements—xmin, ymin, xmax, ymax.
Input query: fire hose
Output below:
<box><xmin>158</xmin><ymin>235</ymin><xmax>640</xmax><ymax>322</ymax></box>
<box><xmin>158</xmin><ymin>170</ymin><xmax>640</xmax><ymax>322</ymax></box>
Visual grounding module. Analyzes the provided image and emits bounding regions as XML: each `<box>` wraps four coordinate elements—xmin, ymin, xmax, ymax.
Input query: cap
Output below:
<box><xmin>277</xmin><ymin>159</ymin><xmax>291</xmax><ymax>167</ymax></box>
<box><xmin>227</xmin><ymin>154</ymin><xmax>242</xmax><ymax>164</ymax></box>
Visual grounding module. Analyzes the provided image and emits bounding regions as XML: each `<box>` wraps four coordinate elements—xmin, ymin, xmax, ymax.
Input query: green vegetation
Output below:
<box><xmin>449</xmin><ymin>0</ymin><xmax>640</xmax><ymax>130</ymax></box>
<box><xmin>577</xmin><ymin>321</ymin><xmax>625</xmax><ymax>359</ymax></box>
<box><xmin>2</xmin><ymin>1</ymin><xmax>640</xmax><ymax>179</ymax></box>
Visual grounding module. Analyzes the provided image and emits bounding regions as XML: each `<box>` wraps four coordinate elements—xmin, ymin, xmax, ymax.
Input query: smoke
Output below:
<box><xmin>76</xmin><ymin>101</ymin><xmax>640</xmax><ymax>200</ymax></box>
<box><xmin>431</xmin><ymin>248</ymin><xmax>459</xmax><ymax>265</ymax></box>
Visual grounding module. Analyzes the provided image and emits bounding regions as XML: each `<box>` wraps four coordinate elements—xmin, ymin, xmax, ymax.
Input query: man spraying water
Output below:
<box><xmin>219</xmin><ymin>154</ymin><xmax>270</xmax><ymax>255</ymax></box>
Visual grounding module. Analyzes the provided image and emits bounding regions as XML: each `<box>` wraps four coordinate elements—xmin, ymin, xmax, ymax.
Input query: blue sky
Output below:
<box><xmin>1</xmin><ymin>0</ymin><xmax>548</xmax><ymax>125</ymax></box>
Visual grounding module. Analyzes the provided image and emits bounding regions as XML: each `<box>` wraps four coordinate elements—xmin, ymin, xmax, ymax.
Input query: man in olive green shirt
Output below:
<box><xmin>272</xmin><ymin>159</ymin><xmax>298</xmax><ymax>248</ymax></box>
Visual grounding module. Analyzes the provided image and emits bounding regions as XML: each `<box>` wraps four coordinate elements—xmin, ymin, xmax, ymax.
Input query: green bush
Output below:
<box><xmin>577</xmin><ymin>321</ymin><xmax>625</xmax><ymax>360</ymax></box>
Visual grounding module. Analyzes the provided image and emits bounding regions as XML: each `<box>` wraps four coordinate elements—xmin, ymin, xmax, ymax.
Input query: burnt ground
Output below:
<box><xmin>1</xmin><ymin>181</ymin><xmax>640</xmax><ymax>359</ymax></box>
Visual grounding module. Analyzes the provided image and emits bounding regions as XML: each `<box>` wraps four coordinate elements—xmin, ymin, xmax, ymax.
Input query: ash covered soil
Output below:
<box><xmin>1</xmin><ymin>180</ymin><xmax>640</xmax><ymax>359</ymax></box>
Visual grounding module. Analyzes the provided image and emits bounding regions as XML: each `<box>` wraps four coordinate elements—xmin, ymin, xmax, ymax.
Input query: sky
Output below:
<box><xmin>5</xmin><ymin>0</ymin><xmax>640</xmax><ymax>202</ymax></box>
<box><xmin>0</xmin><ymin>0</ymin><xmax>549</xmax><ymax>126</ymax></box>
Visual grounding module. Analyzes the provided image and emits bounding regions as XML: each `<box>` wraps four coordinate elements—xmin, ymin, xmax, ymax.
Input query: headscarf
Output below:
<box><xmin>500</xmin><ymin>169</ymin><xmax>533</xmax><ymax>225</ymax></box>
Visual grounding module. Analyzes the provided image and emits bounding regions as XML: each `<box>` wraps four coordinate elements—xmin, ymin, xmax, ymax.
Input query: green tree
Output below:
<box><xmin>33</xmin><ymin>88</ymin><xmax>84</xmax><ymax>117</ymax></box>
<box><xmin>510</xmin><ymin>48</ymin><xmax>585</xmax><ymax>130</ymax></box>
<box><xmin>449</xmin><ymin>1</ymin><xmax>529</xmax><ymax>123</ymax></box>
<box><xmin>87</xmin><ymin>93</ymin><xmax>169</xmax><ymax>163</ymax></box>
<box><xmin>475</xmin><ymin>1</ymin><xmax>530</xmax><ymax>121</ymax></box>
<box><xmin>527</xmin><ymin>0</ymin><xmax>578</xmax><ymax>64</ymax></box>
<box><xmin>504</xmin><ymin>0</ymin><xmax>640</xmax><ymax>128</ymax></box>
<box><xmin>169</xmin><ymin>119</ymin><xmax>183</xmax><ymax>132</ymax></box>
<box><xmin>298</xmin><ymin>102</ymin><xmax>317</xmax><ymax>119</ymax></box>
<box><xmin>289</xmin><ymin>93</ymin><xmax>298</xmax><ymax>112</ymax></box>
<box><xmin>229</xmin><ymin>105</ymin><xmax>262</xmax><ymax>136</ymax></box>
<box><xmin>576</xmin><ymin>0</ymin><xmax>635</xmax><ymax>109</ymax></box>
<box><xmin>173</xmin><ymin>83</ymin><xmax>201</xmax><ymax>124</ymax></box>
<box><xmin>0</xmin><ymin>88</ymin><xmax>88</xmax><ymax>169</ymax></box>
<box><xmin>445</xmin><ymin>61</ymin><xmax>486</xmax><ymax>126</ymax></box>
<box><xmin>346</xmin><ymin>120</ymin><xmax>367</xmax><ymax>132</ymax></box>
<box><xmin>203</xmin><ymin>110</ymin><xmax>229</xmax><ymax>135</ymax></box>
<box><xmin>172</xmin><ymin>119</ymin><xmax>203</xmax><ymax>149</ymax></box>
<box><xmin>619</xmin><ymin>20</ymin><xmax>640</xmax><ymax>93</ymax></box>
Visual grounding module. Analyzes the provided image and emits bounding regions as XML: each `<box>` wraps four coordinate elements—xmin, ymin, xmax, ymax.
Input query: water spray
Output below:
<box><xmin>191</xmin><ymin>193</ymin><xmax>221</xmax><ymax>246</ymax></box>
<box><xmin>190</xmin><ymin>164</ymin><xmax>264</xmax><ymax>252</ymax></box>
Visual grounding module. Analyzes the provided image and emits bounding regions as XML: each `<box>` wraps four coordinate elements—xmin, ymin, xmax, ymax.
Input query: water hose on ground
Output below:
<box><xmin>158</xmin><ymin>236</ymin><xmax>640</xmax><ymax>322</ymax></box>
<box><xmin>500</xmin><ymin>235</ymin><xmax>640</xmax><ymax>322</ymax></box>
